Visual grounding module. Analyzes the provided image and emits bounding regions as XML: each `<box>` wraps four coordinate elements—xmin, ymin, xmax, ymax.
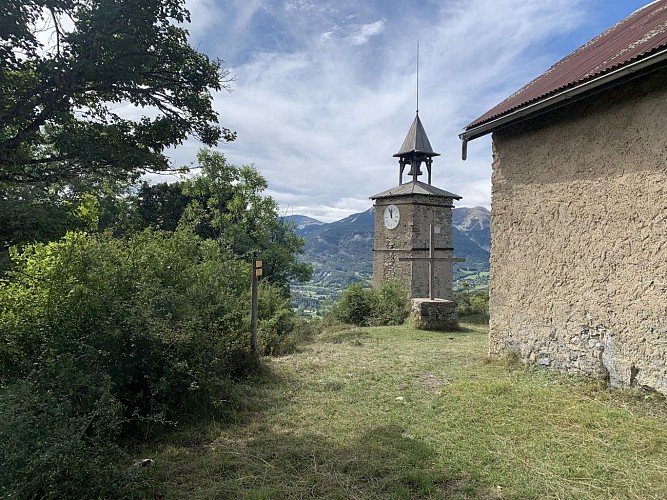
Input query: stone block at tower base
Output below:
<box><xmin>410</xmin><ymin>298</ymin><xmax>458</xmax><ymax>331</ymax></box>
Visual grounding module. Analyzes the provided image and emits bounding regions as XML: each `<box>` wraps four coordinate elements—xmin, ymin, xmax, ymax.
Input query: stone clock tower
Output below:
<box><xmin>372</xmin><ymin>113</ymin><xmax>462</xmax><ymax>327</ymax></box>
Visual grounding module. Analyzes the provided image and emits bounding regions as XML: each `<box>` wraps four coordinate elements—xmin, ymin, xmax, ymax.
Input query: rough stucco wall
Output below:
<box><xmin>373</xmin><ymin>195</ymin><xmax>455</xmax><ymax>299</ymax></box>
<box><xmin>490</xmin><ymin>67</ymin><xmax>667</xmax><ymax>394</ymax></box>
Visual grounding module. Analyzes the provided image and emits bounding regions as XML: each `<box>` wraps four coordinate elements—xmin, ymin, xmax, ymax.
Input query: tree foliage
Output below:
<box><xmin>132</xmin><ymin>150</ymin><xmax>312</xmax><ymax>290</ymax></box>
<box><xmin>454</xmin><ymin>289</ymin><xmax>489</xmax><ymax>323</ymax></box>
<box><xmin>0</xmin><ymin>177</ymin><xmax>122</xmax><ymax>256</ymax></box>
<box><xmin>0</xmin><ymin>0</ymin><xmax>234</xmax><ymax>187</ymax></box>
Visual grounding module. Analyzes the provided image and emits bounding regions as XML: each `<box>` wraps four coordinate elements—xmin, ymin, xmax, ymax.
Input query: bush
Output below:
<box><xmin>1</xmin><ymin>230</ymin><xmax>252</xmax><ymax>418</ymax></box>
<box><xmin>0</xmin><ymin>228</ymin><xmax>279</xmax><ymax>496</ymax></box>
<box><xmin>329</xmin><ymin>282</ymin><xmax>377</xmax><ymax>326</ymax></box>
<box><xmin>371</xmin><ymin>280</ymin><xmax>411</xmax><ymax>326</ymax></box>
<box><xmin>454</xmin><ymin>290</ymin><xmax>489</xmax><ymax>323</ymax></box>
<box><xmin>329</xmin><ymin>281</ymin><xmax>410</xmax><ymax>327</ymax></box>
<box><xmin>0</xmin><ymin>374</ymin><xmax>124</xmax><ymax>498</ymax></box>
<box><xmin>258</xmin><ymin>282</ymin><xmax>300</xmax><ymax>356</ymax></box>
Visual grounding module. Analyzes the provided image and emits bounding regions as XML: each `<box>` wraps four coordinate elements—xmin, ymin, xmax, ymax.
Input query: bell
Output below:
<box><xmin>407</xmin><ymin>163</ymin><xmax>423</xmax><ymax>177</ymax></box>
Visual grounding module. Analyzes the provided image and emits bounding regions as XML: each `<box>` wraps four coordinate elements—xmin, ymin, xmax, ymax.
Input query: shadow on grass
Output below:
<box><xmin>128</xmin><ymin>361</ymin><xmax>295</xmax><ymax>452</ymax></box>
<box><xmin>148</xmin><ymin>424</ymin><xmax>481</xmax><ymax>499</ymax></box>
<box><xmin>228</xmin><ymin>424</ymin><xmax>478</xmax><ymax>499</ymax></box>
<box><xmin>130</xmin><ymin>360</ymin><xmax>491</xmax><ymax>499</ymax></box>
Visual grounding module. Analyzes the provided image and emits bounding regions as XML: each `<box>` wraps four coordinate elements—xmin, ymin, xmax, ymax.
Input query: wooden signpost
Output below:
<box><xmin>250</xmin><ymin>253</ymin><xmax>262</xmax><ymax>356</ymax></box>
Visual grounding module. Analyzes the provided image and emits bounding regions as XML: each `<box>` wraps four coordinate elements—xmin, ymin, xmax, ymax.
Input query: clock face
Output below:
<box><xmin>383</xmin><ymin>204</ymin><xmax>400</xmax><ymax>230</ymax></box>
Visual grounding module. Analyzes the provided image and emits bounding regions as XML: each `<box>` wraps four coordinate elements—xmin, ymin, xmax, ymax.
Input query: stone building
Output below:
<box><xmin>460</xmin><ymin>1</ymin><xmax>667</xmax><ymax>393</ymax></box>
<box><xmin>372</xmin><ymin>181</ymin><xmax>459</xmax><ymax>300</ymax></box>
<box><xmin>372</xmin><ymin>113</ymin><xmax>462</xmax><ymax>329</ymax></box>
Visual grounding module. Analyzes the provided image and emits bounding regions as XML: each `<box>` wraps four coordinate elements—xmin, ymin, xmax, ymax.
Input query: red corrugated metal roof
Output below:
<box><xmin>465</xmin><ymin>0</ymin><xmax>667</xmax><ymax>131</ymax></box>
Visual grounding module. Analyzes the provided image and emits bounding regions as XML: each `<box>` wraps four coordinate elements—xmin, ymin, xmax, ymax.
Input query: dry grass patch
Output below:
<box><xmin>131</xmin><ymin>323</ymin><xmax>667</xmax><ymax>499</ymax></box>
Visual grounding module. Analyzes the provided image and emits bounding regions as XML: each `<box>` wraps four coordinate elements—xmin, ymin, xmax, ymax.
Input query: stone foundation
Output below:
<box><xmin>411</xmin><ymin>298</ymin><xmax>458</xmax><ymax>331</ymax></box>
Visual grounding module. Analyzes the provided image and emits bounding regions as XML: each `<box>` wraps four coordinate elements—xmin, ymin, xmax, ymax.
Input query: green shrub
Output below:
<box><xmin>1</xmin><ymin>230</ymin><xmax>251</xmax><ymax>418</ymax></box>
<box><xmin>0</xmin><ymin>373</ymin><xmax>124</xmax><ymax>498</ymax></box>
<box><xmin>329</xmin><ymin>282</ymin><xmax>377</xmax><ymax>326</ymax></box>
<box><xmin>0</xmin><ymin>229</ymin><xmax>268</xmax><ymax>496</ymax></box>
<box><xmin>454</xmin><ymin>290</ymin><xmax>490</xmax><ymax>323</ymax></box>
<box><xmin>370</xmin><ymin>280</ymin><xmax>411</xmax><ymax>326</ymax></box>
<box><xmin>258</xmin><ymin>282</ymin><xmax>300</xmax><ymax>356</ymax></box>
<box><xmin>0</xmin><ymin>227</ymin><xmax>307</xmax><ymax>496</ymax></box>
<box><xmin>329</xmin><ymin>281</ymin><xmax>410</xmax><ymax>327</ymax></box>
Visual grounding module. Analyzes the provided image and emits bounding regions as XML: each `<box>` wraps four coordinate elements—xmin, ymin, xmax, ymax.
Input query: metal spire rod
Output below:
<box><xmin>416</xmin><ymin>40</ymin><xmax>420</xmax><ymax>114</ymax></box>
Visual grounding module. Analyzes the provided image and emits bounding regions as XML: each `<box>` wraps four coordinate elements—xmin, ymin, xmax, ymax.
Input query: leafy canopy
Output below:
<box><xmin>133</xmin><ymin>150</ymin><xmax>313</xmax><ymax>290</ymax></box>
<box><xmin>0</xmin><ymin>0</ymin><xmax>235</xmax><ymax>186</ymax></box>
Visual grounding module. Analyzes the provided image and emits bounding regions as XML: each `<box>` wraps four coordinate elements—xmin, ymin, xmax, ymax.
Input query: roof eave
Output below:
<box><xmin>459</xmin><ymin>47</ymin><xmax>667</xmax><ymax>155</ymax></box>
<box><xmin>392</xmin><ymin>150</ymin><xmax>441</xmax><ymax>158</ymax></box>
<box><xmin>370</xmin><ymin>180</ymin><xmax>462</xmax><ymax>200</ymax></box>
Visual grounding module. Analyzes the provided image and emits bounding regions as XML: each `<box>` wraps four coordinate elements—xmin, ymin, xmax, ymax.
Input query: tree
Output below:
<box><xmin>0</xmin><ymin>0</ymin><xmax>235</xmax><ymax>187</ymax></box>
<box><xmin>134</xmin><ymin>181</ymin><xmax>191</xmax><ymax>233</ymax></box>
<box><xmin>0</xmin><ymin>172</ymin><xmax>139</xmax><ymax>268</ymax></box>
<box><xmin>132</xmin><ymin>150</ymin><xmax>312</xmax><ymax>290</ymax></box>
<box><xmin>184</xmin><ymin>150</ymin><xmax>312</xmax><ymax>290</ymax></box>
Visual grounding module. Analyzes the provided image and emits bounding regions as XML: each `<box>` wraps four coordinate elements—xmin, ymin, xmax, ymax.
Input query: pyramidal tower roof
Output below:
<box><xmin>371</xmin><ymin>179</ymin><xmax>461</xmax><ymax>200</ymax></box>
<box><xmin>394</xmin><ymin>113</ymin><xmax>440</xmax><ymax>158</ymax></box>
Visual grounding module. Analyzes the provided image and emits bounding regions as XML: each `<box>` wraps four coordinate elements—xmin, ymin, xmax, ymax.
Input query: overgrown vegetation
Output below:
<box><xmin>328</xmin><ymin>280</ymin><xmax>410</xmax><ymax>327</ymax></box>
<box><xmin>0</xmin><ymin>227</ymin><xmax>305</xmax><ymax>497</ymax></box>
<box><xmin>0</xmin><ymin>150</ymin><xmax>311</xmax><ymax>497</ymax></box>
<box><xmin>455</xmin><ymin>289</ymin><xmax>489</xmax><ymax>324</ymax></box>
<box><xmin>0</xmin><ymin>3</ymin><xmax>315</xmax><ymax>496</ymax></box>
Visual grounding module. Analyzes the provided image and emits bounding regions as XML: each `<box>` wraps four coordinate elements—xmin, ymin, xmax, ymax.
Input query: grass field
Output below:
<box><xmin>134</xmin><ymin>323</ymin><xmax>667</xmax><ymax>499</ymax></box>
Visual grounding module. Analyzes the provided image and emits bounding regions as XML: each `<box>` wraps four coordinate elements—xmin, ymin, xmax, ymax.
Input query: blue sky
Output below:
<box><xmin>170</xmin><ymin>0</ymin><xmax>653</xmax><ymax>222</ymax></box>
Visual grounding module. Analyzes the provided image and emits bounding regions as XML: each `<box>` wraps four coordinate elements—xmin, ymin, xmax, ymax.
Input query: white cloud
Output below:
<box><xmin>347</xmin><ymin>19</ymin><xmax>387</xmax><ymax>46</ymax></box>
<box><xmin>167</xmin><ymin>0</ymin><xmax>607</xmax><ymax>222</ymax></box>
<box><xmin>184</xmin><ymin>0</ymin><xmax>224</xmax><ymax>42</ymax></box>
<box><xmin>18</xmin><ymin>0</ymin><xmax>634</xmax><ymax>226</ymax></box>
<box><xmin>284</xmin><ymin>0</ymin><xmax>316</xmax><ymax>12</ymax></box>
